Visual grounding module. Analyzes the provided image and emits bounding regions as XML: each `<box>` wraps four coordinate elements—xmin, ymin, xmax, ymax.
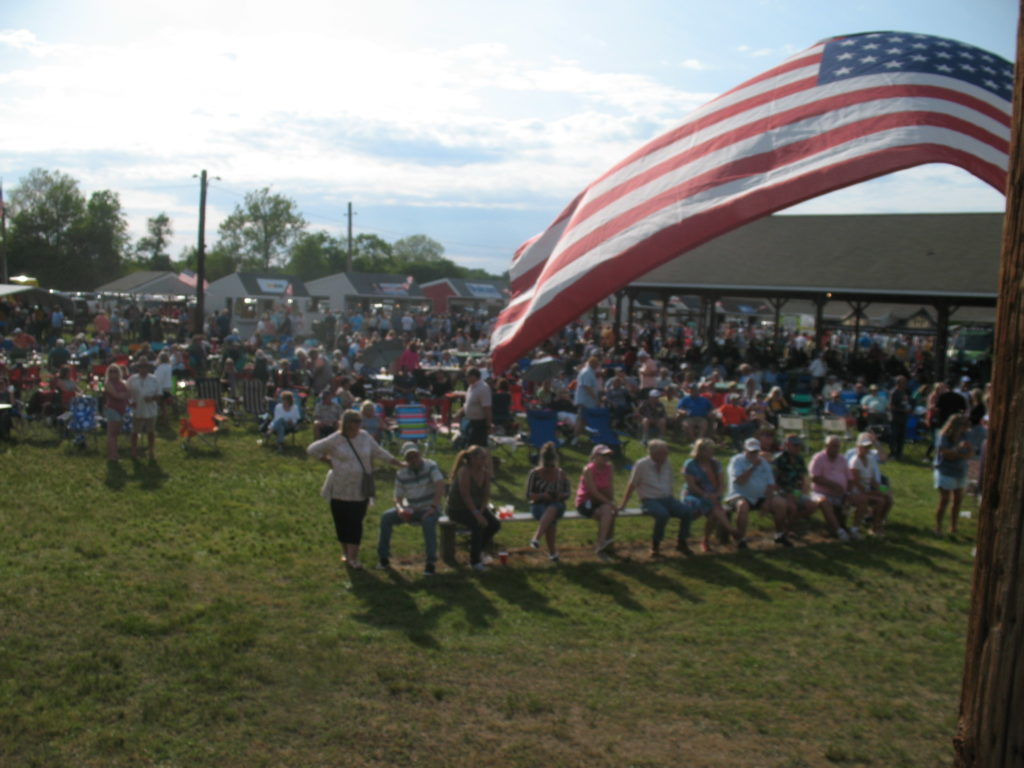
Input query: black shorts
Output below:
<box><xmin>577</xmin><ymin>499</ymin><xmax>598</xmax><ymax>518</ymax></box>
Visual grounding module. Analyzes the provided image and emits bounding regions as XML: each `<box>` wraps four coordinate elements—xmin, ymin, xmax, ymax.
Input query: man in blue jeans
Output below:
<box><xmin>376</xmin><ymin>442</ymin><xmax>446</xmax><ymax>575</ymax></box>
<box><xmin>619</xmin><ymin>439</ymin><xmax>696</xmax><ymax>556</ymax></box>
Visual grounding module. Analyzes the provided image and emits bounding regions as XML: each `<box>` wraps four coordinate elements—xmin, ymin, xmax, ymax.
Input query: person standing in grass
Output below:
<box><xmin>527</xmin><ymin>441</ymin><xmax>571</xmax><ymax>563</ymax></box>
<box><xmin>126</xmin><ymin>356</ymin><xmax>161</xmax><ymax>461</ymax></box>
<box><xmin>102</xmin><ymin>364</ymin><xmax>129</xmax><ymax>461</ymax></box>
<box><xmin>308</xmin><ymin>409</ymin><xmax>404</xmax><ymax>571</ymax></box>
<box><xmin>933</xmin><ymin>414</ymin><xmax>973</xmax><ymax>536</ymax></box>
<box><xmin>445</xmin><ymin>445</ymin><xmax>500</xmax><ymax>571</ymax></box>
<box><xmin>575</xmin><ymin>444</ymin><xmax>619</xmax><ymax>561</ymax></box>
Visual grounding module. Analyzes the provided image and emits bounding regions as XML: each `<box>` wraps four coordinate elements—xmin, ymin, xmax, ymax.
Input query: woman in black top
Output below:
<box><xmin>446</xmin><ymin>445</ymin><xmax>500</xmax><ymax>571</ymax></box>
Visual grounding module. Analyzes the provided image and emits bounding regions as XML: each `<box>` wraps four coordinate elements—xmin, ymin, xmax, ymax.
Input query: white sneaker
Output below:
<box><xmin>837</xmin><ymin>528</ymin><xmax>850</xmax><ymax>542</ymax></box>
<box><xmin>481</xmin><ymin>554</ymin><xmax>494</xmax><ymax>565</ymax></box>
<box><xmin>472</xmin><ymin>562</ymin><xmax>487</xmax><ymax>572</ymax></box>
<box><xmin>529</xmin><ymin>538</ymin><xmax>540</xmax><ymax>549</ymax></box>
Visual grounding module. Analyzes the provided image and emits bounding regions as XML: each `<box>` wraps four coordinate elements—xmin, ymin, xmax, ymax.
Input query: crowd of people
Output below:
<box><xmin>1</xmin><ymin>294</ymin><xmax>990</xmax><ymax>568</ymax></box>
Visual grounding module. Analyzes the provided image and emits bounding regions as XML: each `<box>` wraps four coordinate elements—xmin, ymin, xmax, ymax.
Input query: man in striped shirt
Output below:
<box><xmin>376</xmin><ymin>442</ymin><xmax>446</xmax><ymax>575</ymax></box>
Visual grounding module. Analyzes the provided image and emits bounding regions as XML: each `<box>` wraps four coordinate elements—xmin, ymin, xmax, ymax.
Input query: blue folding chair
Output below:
<box><xmin>582</xmin><ymin>407</ymin><xmax>629</xmax><ymax>456</ymax></box>
<box><xmin>525</xmin><ymin>409</ymin><xmax>559</xmax><ymax>462</ymax></box>
<box><xmin>64</xmin><ymin>394</ymin><xmax>101</xmax><ymax>449</ymax></box>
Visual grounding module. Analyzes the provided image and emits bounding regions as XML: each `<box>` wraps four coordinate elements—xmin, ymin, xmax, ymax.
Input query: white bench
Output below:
<box><xmin>438</xmin><ymin>506</ymin><xmax>645</xmax><ymax>561</ymax></box>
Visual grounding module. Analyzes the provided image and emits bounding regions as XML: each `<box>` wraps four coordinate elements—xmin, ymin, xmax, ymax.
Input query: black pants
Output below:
<box><xmin>447</xmin><ymin>507</ymin><xmax>501</xmax><ymax>565</ymax></box>
<box><xmin>467</xmin><ymin>419</ymin><xmax>489</xmax><ymax>448</ymax></box>
<box><xmin>330</xmin><ymin>499</ymin><xmax>370</xmax><ymax>545</ymax></box>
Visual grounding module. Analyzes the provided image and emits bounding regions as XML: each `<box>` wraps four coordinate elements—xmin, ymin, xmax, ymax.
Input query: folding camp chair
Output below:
<box><xmin>194</xmin><ymin>377</ymin><xmax>225</xmax><ymax>413</ymax></box>
<box><xmin>821</xmin><ymin>416</ymin><xmax>851</xmax><ymax>444</ymax></box>
<box><xmin>232</xmin><ymin>378</ymin><xmax>269</xmax><ymax>427</ymax></box>
<box><xmin>525</xmin><ymin>409</ymin><xmax>559</xmax><ymax>463</ymax></box>
<box><xmin>180</xmin><ymin>398</ymin><xmax>226</xmax><ymax>453</ymax></box>
<box><xmin>790</xmin><ymin>392</ymin><xmax>816</xmax><ymax>416</ymax></box>
<box><xmin>777</xmin><ymin>414</ymin><xmax>807</xmax><ymax>440</ymax></box>
<box><xmin>582</xmin><ymin>407</ymin><xmax>629</xmax><ymax>456</ymax></box>
<box><xmin>63</xmin><ymin>395</ymin><xmax>101</xmax><ymax>449</ymax></box>
<box><xmin>393</xmin><ymin>403</ymin><xmax>432</xmax><ymax>452</ymax></box>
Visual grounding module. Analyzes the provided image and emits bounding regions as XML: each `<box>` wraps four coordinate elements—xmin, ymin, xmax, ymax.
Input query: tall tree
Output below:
<box><xmin>177</xmin><ymin>244</ymin><xmax>238</xmax><ymax>283</ymax></box>
<box><xmin>392</xmin><ymin>234</ymin><xmax>444</xmax><ymax>262</ymax></box>
<box><xmin>350</xmin><ymin>233</ymin><xmax>394</xmax><ymax>272</ymax></box>
<box><xmin>216</xmin><ymin>188</ymin><xmax>307</xmax><ymax>272</ymax></box>
<box><xmin>74</xmin><ymin>189</ymin><xmax>129</xmax><ymax>286</ymax></box>
<box><xmin>135</xmin><ymin>213</ymin><xmax>174</xmax><ymax>270</ymax></box>
<box><xmin>286</xmin><ymin>231</ymin><xmax>345</xmax><ymax>280</ymax></box>
<box><xmin>7</xmin><ymin>168</ymin><xmax>86</xmax><ymax>287</ymax></box>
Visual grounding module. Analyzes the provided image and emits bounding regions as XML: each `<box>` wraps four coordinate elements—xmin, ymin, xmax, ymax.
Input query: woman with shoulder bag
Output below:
<box><xmin>308</xmin><ymin>409</ymin><xmax>404</xmax><ymax>570</ymax></box>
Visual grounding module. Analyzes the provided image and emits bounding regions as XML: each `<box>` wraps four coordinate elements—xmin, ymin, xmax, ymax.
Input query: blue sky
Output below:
<box><xmin>1</xmin><ymin>0</ymin><xmax>1017</xmax><ymax>275</ymax></box>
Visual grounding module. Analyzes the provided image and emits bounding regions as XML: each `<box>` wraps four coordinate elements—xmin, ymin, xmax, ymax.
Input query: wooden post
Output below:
<box><xmin>954</xmin><ymin>8</ymin><xmax>1024</xmax><ymax>764</ymax></box>
<box><xmin>934</xmin><ymin>301</ymin><xmax>951</xmax><ymax>383</ymax></box>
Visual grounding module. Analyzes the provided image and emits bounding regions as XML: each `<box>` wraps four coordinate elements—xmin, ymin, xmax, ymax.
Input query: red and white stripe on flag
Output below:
<box><xmin>492</xmin><ymin>31</ymin><xmax>1013</xmax><ymax>372</ymax></box>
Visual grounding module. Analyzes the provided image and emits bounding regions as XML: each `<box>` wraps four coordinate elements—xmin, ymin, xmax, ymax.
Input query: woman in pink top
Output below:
<box><xmin>575</xmin><ymin>444</ymin><xmax>618</xmax><ymax>561</ymax></box>
<box><xmin>103</xmin><ymin>364</ymin><xmax>129</xmax><ymax>460</ymax></box>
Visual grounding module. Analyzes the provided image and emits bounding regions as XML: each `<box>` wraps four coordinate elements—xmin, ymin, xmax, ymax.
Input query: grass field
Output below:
<box><xmin>0</xmin><ymin>416</ymin><xmax>977</xmax><ymax>767</ymax></box>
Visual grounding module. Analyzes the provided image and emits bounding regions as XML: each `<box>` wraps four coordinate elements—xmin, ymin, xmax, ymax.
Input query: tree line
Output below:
<box><xmin>2</xmin><ymin>168</ymin><xmax>502</xmax><ymax>290</ymax></box>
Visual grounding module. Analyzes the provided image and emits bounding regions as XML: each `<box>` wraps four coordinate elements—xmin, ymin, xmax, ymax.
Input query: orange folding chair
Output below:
<box><xmin>179</xmin><ymin>398</ymin><xmax>226</xmax><ymax>453</ymax></box>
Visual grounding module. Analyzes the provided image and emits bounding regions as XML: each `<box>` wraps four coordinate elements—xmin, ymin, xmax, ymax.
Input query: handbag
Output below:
<box><xmin>345</xmin><ymin>435</ymin><xmax>376</xmax><ymax>499</ymax></box>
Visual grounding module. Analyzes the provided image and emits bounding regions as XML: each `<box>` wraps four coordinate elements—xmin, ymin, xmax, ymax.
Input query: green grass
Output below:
<box><xmin>0</xmin><ymin>419</ymin><xmax>977</xmax><ymax>767</ymax></box>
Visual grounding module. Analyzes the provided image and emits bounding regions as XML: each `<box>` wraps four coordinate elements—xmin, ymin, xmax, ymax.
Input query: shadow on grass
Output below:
<box><xmin>719</xmin><ymin>549</ymin><xmax>825</xmax><ymax>597</ymax></box>
<box><xmin>619</xmin><ymin>558</ymin><xmax>705</xmax><ymax>603</ymax></box>
<box><xmin>483</xmin><ymin>568</ymin><xmax>567</xmax><ymax>618</ymax></box>
<box><xmin>671</xmin><ymin>553</ymin><xmax>775</xmax><ymax>601</ymax></box>
<box><xmin>558</xmin><ymin>562</ymin><xmax>648</xmax><ymax>612</ymax></box>
<box><xmin>348</xmin><ymin>568</ymin><xmax>499</xmax><ymax>649</ymax></box>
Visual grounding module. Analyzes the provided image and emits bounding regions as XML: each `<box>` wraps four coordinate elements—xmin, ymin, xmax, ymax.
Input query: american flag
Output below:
<box><xmin>491</xmin><ymin>31</ymin><xmax>1013</xmax><ymax>372</ymax></box>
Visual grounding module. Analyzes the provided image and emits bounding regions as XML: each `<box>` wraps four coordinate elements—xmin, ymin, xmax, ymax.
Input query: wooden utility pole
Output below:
<box><xmin>346</xmin><ymin>201</ymin><xmax>354</xmax><ymax>272</ymax></box>
<box><xmin>954</xmin><ymin>6</ymin><xmax>1024</xmax><ymax>765</ymax></box>
<box><xmin>0</xmin><ymin>178</ymin><xmax>8</xmax><ymax>284</ymax></box>
<box><xmin>194</xmin><ymin>169</ymin><xmax>209</xmax><ymax>335</ymax></box>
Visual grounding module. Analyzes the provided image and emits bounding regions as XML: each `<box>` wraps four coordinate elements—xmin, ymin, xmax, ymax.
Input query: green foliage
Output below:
<box><xmin>392</xmin><ymin>233</ymin><xmax>444</xmax><ymax>262</ymax></box>
<box><xmin>134</xmin><ymin>213</ymin><xmax>174</xmax><ymax>270</ymax></box>
<box><xmin>215</xmin><ymin>188</ymin><xmax>307</xmax><ymax>272</ymax></box>
<box><xmin>285</xmin><ymin>231</ymin><xmax>346</xmax><ymax>280</ymax></box>
<box><xmin>7</xmin><ymin>169</ymin><xmax>130</xmax><ymax>289</ymax></box>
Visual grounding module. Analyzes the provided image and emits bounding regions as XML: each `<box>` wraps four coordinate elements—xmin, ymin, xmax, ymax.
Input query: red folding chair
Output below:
<box><xmin>179</xmin><ymin>398</ymin><xmax>226</xmax><ymax>453</ymax></box>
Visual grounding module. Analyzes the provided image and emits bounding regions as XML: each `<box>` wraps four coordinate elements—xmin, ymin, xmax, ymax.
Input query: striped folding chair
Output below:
<box><xmin>393</xmin><ymin>403</ymin><xmax>431</xmax><ymax>452</ymax></box>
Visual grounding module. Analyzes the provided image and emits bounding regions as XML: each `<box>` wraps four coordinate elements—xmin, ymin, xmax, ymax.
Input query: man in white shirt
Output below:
<box><xmin>461</xmin><ymin>367</ymin><xmax>492</xmax><ymax>448</ymax></box>
<box><xmin>126</xmin><ymin>356</ymin><xmax>163</xmax><ymax>460</ymax></box>
<box><xmin>619</xmin><ymin>440</ymin><xmax>695</xmax><ymax>556</ymax></box>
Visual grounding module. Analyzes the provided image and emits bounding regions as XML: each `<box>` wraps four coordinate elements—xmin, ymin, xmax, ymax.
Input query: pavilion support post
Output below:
<box><xmin>626</xmin><ymin>290</ymin><xmax>635</xmax><ymax>347</ymax></box>
<box><xmin>849</xmin><ymin>300</ymin><xmax>868</xmax><ymax>365</ymax></box>
<box><xmin>613</xmin><ymin>291</ymin><xmax>622</xmax><ymax>346</ymax></box>
<box><xmin>934</xmin><ymin>301</ymin><xmax>951</xmax><ymax>383</ymax></box>
<box><xmin>769</xmin><ymin>297</ymin><xmax>788</xmax><ymax>352</ymax></box>
<box><xmin>955</xmin><ymin>9</ymin><xmax>1024</xmax><ymax>761</ymax></box>
<box><xmin>660</xmin><ymin>290</ymin><xmax>669</xmax><ymax>342</ymax></box>
<box><xmin>813</xmin><ymin>296</ymin><xmax>826</xmax><ymax>351</ymax></box>
<box><xmin>706</xmin><ymin>294</ymin><xmax>719</xmax><ymax>349</ymax></box>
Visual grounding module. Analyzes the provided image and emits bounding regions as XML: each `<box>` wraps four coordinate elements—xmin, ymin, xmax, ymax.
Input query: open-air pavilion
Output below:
<box><xmin>608</xmin><ymin>212</ymin><xmax>1001</xmax><ymax>379</ymax></box>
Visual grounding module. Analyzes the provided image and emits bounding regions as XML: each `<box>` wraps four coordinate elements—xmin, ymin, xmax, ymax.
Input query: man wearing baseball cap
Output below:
<box><xmin>376</xmin><ymin>442</ymin><xmax>445</xmax><ymax>575</ymax></box>
<box><xmin>727</xmin><ymin>437</ymin><xmax>792</xmax><ymax>547</ymax></box>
